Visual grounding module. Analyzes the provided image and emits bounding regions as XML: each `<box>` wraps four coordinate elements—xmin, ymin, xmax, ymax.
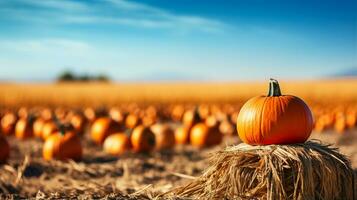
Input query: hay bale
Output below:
<box><xmin>169</xmin><ymin>140</ymin><xmax>355</xmax><ymax>200</ymax></box>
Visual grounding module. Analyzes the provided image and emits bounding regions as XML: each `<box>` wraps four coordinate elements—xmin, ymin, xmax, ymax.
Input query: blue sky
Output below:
<box><xmin>0</xmin><ymin>0</ymin><xmax>356</xmax><ymax>81</ymax></box>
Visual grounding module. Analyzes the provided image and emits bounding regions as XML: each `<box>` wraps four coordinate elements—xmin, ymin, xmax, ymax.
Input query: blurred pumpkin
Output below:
<box><xmin>131</xmin><ymin>125</ymin><xmax>155</xmax><ymax>153</ymax></box>
<box><xmin>346</xmin><ymin>111</ymin><xmax>356</xmax><ymax>128</ymax></box>
<box><xmin>90</xmin><ymin>117</ymin><xmax>123</xmax><ymax>145</ymax></box>
<box><xmin>334</xmin><ymin>117</ymin><xmax>346</xmax><ymax>133</ymax></box>
<box><xmin>125</xmin><ymin>114</ymin><xmax>141</xmax><ymax>129</ymax></box>
<box><xmin>15</xmin><ymin>116</ymin><xmax>36</xmax><ymax>140</ymax></box>
<box><xmin>182</xmin><ymin>108</ymin><xmax>201</xmax><ymax>127</ymax></box>
<box><xmin>1</xmin><ymin>112</ymin><xmax>17</xmax><ymax>135</ymax></box>
<box><xmin>0</xmin><ymin>135</ymin><xmax>10</xmax><ymax>163</ymax></box>
<box><xmin>190</xmin><ymin>122</ymin><xmax>222</xmax><ymax>148</ymax></box>
<box><xmin>103</xmin><ymin>132</ymin><xmax>131</xmax><ymax>156</ymax></box>
<box><xmin>237</xmin><ymin>79</ymin><xmax>313</xmax><ymax>145</ymax></box>
<box><xmin>219</xmin><ymin>120</ymin><xmax>235</xmax><ymax>136</ymax></box>
<box><xmin>109</xmin><ymin>108</ymin><xmax>125</xmax><ymax>123</ymax></box>
<box><xmin>174</xmin><ymin>126</ymin><xmax>190</xmax><ymax>145</ymax></box>
<box><xmin>42</xmin><ymin>129</ymin><xmax>82</xmax><ymax>161</ymax></box>
<box><xmin>33</xmin><ymin>118</ymin><xmax>46</xmax><ymax>138</ymax></box>
<box><xmin>151</xmin><ymin>123</ymin><xmax>175</xmax><ymax>150</ymax></box>
<box><xmin>42</xmin><ymin>121</ymin><xmax>59</xmax><ymax>140</ymax></box>
<box><xmin>171</xmin><ymin>105</ymin><xmax>185</xmax><ymax>121</ymax></box>
<box><xmin>69</xmin><ymin>114</ymin><xmax>86</xmax><ymax>135</ymax></box>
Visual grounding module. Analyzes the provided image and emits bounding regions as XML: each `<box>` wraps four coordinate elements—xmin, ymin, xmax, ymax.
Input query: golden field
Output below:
<box><xmin>0</xmin><ymin>78</ymin><xmax>356</xmax><ymax>107</ymax></box>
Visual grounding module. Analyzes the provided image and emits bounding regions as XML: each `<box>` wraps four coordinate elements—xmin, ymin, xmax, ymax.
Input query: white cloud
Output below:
<box><xmin>1</xmin><ymin>0</ymin><xmax>227</xmax><ymax>33</ymax></box>
<box><xmin>0</xmin><ymin>38</ymin><xmax>92</xmax><ymax>55</ymax></box>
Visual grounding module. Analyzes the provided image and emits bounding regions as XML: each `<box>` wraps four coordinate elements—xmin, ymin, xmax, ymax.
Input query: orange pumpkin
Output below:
<box><xmin>237</xmin><ymin>79</ymin><xmax>313</xmax><ymax>145</ymax></box>
<box><xmin>190</xmin><ymin>122</ymin><xmax>222</xmax><ymax>148</ymax></box>
<box><xmin>182</xmin><ymin>109</ymin><xmax>201</xmax><ymax>127</ymax></box>
<box><xmin>131</xmin><ymin>125</ymin><xmax>155</xmax><ymax>153</ymax></box>
<box><xmin>1</xmin><ymin>112</ymin><xmax>17</xmax><ymax>135</ymax></box>
<box><xmin>103</xmin><ymin>132</ymin><xmax>131</xmax><ymax>156</ymax></box>
<box><xmin>42</xmin><ymin>130</ymin><xmax>82</xmax><ymax>161</ymax></box>
<box><xmin>219</xmin><ymin>120</ymin><xmax>235</xmax><ymax>136</ymax></box>
<box><xmin>0</xmin><ymin>135</ymin><xmax>10</xmax><ymax>163</ymax></box>
<box><xmin>174</xmin><ymin>126</ymin><xmax>190</xmax><ymax>144</ymax></box>
<box><xmin>70</xmin><ymin>114</ymin><xmax>86</xmax><ymax>135</ymax></box>
<box><xmin>171</xmin><ymin>105</ymin><xmax>185</xmax><ymax>121</ymax></box>
<box><xmin>346</xmin><ymin>111</ymin><xmax>356</xmax><ymax>128</ymax></box>
<box><xmin>334</xmin><ymin>117</ymin><xmax>346</xmax><ymax>133</ymax></box>
<box><xmin>15</xmin><ymin>116</ymin><xmax>35</xmax><ymax>139</ymax></box>
<box><xmin>109</xmin><ymin>108</ymin><xmax>125</xmax><ymax>123</ymax></box>
<box><xmin>151</xmin><ymin>123</ymin><xmax>175</xmax><ymax>150</ymax></box>
<box><xmin>41</xmin><ymin>121</ymin><xmax>59</xmax><ymax>140</ymax></box>
<box><xmin>33</xmin><ymin>118</ymin><xmax>46</xmax><ymax>138</ymax></box>
<box><xmin>90</xmin><ymin>117</ymin><xmax>124</xmax><ymax>145</ymax></box>
<box><xmin>125</xmin><ymin>114</ymin><xmax>141</xmax><ymax>129</ymax></box>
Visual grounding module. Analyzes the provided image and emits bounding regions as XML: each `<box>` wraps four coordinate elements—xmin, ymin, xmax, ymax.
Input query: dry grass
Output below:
<box><xmin>0</xmin><ymin>78</ymin><xmax>356</xmax><ymax>107</ymax></box>
<box><xmin>169</xmin><ymin>140</ymin><xmax>355</xmax><ymax>200</ymax></box>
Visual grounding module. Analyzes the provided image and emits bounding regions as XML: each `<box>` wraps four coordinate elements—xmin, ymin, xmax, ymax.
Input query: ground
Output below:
<box><xmin>0</xmin><ymin>128</ymin><xmax>356</xmax><ymax>199</ymax></box>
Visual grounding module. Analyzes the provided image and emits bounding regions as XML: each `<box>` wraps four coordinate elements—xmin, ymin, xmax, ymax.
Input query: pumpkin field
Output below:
<box><xmin>0</xmin><ymin>78</ymin><xmax>356</xmax><ymax>199</ymax></box>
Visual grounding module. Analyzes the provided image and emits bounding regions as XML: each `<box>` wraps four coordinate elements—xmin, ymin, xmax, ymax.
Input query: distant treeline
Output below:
<box><xmin>57</xmin><ymin>71</ymin><xmax>110</xmax><ymax>82</ymax></box>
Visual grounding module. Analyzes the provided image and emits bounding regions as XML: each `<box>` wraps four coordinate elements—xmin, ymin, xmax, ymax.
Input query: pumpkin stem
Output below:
<box><xmin>268</xmin><ymin>78</ymin><xmax>282</xmax><ymax>97</ymax></box>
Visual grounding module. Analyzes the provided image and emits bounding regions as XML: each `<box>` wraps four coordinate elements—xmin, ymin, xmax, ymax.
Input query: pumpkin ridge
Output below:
<box><xmin>259</xmin><ymin>97</ymin><xmax>269</xmax><ymax>144</ymax></box>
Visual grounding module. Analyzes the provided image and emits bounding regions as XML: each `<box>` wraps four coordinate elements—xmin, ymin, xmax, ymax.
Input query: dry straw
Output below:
<box><xmin>168</xmin><ymin>140</ymin><xmax>355</xmax><ymax>200</ymax></box>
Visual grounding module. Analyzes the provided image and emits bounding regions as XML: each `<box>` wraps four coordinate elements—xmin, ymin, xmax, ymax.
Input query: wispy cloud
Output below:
<box><xmin>0</xmin><ymin>0</ymin><xmax>227</xmax><ymax>33</ymax></box>
<box><xmin>0</xmin><ymin>38</ymin><xmax>92</xmax><ymax>55</ymax></box>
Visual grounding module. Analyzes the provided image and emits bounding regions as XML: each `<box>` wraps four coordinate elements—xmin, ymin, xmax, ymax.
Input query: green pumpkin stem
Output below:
<box><xmin>268</xmin><ymin>78</ymin><xmax>282</xmax><ymax>97</ymax></box>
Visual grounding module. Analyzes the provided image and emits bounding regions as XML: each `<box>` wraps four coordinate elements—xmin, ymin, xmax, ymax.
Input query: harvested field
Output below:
<box><xmin>0</xmin><ymin>129</ymin><xmax>356</xmax><ymax>199</ymax></box>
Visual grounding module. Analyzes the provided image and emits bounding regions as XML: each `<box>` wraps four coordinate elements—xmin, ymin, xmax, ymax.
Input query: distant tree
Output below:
<box><xmin>96</xmin><ymin>74</ymin><xmax>109</xmax><ymax>82</ymax></box>
<box><xmin>78</xmin><ymin>74</ymin><xmax>90</xmax><ymax>82</ymax></box>
<box><xmin>57</xmin><ymin>71</ymin><xmax>75</xmax><ymax>82</ymax></box>
<box><xmin>56</xmin><ymin>70</ymin><xmax>110</xmax><ymax>82</ymax></box>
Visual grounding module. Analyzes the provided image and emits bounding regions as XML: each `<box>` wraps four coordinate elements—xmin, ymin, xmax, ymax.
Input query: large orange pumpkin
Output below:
<box><xmin>42</xmin><ymin>129</ymin><xmax>82</xmax><ymax>161</ymax></box>
<box><xmin>237</xmin><ymin>79</ymin><xmax>313</xmax><ymax>145</ymax></box>
<box><xmin>0</xmin><ymin>135</ymin><xmax>10</xmax><ymax>163</ymax></box>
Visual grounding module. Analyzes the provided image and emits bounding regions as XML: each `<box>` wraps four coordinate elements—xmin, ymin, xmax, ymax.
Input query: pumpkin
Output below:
<box><xmin>237</xmin><ymin>79</ymin><xmax>313</xmax><ymax>145</ymax></box>
<box><xmin>41</xmin><ymin>121</ymin><xmax>59</xmax><ymax>140</ymax></box>
<box><xmin>190</xmin><ymin>122</ymin><xmax>222</xmax><ymax>148</ymax></box>
<box><xmin>109</xmin><ymin>108</ymin><xmax>125</xmax><ymax>123</ymax></box>
<box><xmin>151</xmin><ymin>123</ymin><xmax>175</xmax><ymax>150</ymax></box>
<box><xmin>69</xmin><ymin>114</ymin><xmax>86</xmax><ymax>135</ymax></box>
<box><xmin>33</xmin><ymin>118</ymin><xmax>46</xmax><ymax>138</ymax></box>
<box><xmin>219</xmin><ymin>120</ymin><xmax>235</xmax><ymax>136</ymax></box>
<box><xmin>1</xmin><ymin>112</ymin><xmax>17</xmax><ymax>135</ymax></box>
<box><xmin>0</xmin><ymin>135</ymin><xmax>10</xmax><ymax>163</ymax></box>
<box><xmin>90</xmin><ymin>117</ymin><xmax>124</xmax><ymax>145</ymax></box>
<box><xmin>182</xmin><ymin>108</ymin><xmax>201</xmax><ymax>127</ymax></box>
<box><xmin>334</xmin><ymin>117</ymin><xmax>346</xmax><ymax>133</ymax></box>
<box><xmin>131</xmin><ymin>125</ymin><xmax>155</xmax><ymax>153</ymax></box>
<box><xmin>174</xmin><ymin>126</ymin><xmax>190</xmax><ymax>144</ymax></box>
<box><xmin>103</xmin><ymin>132</ymin><xmax>131</xmax><ymax>156</ymax></box>
<box><xmin>346</xmin><ymin>111</ymin><xmax>356</xmax><ymax>128</ymax></box>
<box><xmin>42</xmin><ymin>129</ymin><xmax>82</xmax><ymax>161</ymax></box>
<box><xmin>15</xmin><ymin>116</ymin><xmax>35</xmax><ymax>139</ymax></box>
<box><xmin>171</xmin><ymin>105</ymin><xmax>185</xmax><ymax>121</ymax></box>
<box><xmin>125</xmin><ymin>114</ymin><xmax>141</xmax><ymax>129</ymax></box>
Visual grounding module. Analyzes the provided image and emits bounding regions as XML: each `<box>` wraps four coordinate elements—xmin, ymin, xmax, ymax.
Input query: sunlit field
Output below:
<box><xmin>0</xmin><ymin>78</ymin><xmax>356</xmax><ymax>198</ymax></box>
